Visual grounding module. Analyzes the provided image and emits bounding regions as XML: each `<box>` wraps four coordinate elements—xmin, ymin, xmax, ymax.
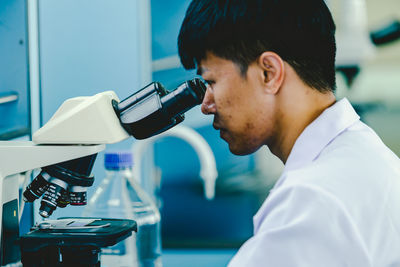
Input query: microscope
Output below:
<box><xmin>0</xmin><ymin>78</ymin><xmax>206</xmax><ymax>266</ymax></box>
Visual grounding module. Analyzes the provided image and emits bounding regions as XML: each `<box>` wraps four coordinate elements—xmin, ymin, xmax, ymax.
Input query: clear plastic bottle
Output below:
<box><xmin>82</xmin><ymin>151</ymin><xmax>162</xmax><ymax>267</ymax></box>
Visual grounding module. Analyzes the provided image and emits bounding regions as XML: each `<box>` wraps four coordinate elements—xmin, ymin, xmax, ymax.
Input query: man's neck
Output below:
<box><xmin>269</xmin><ymin>87</ymin><xmax>336</xmax><ymax>163</ymax></box>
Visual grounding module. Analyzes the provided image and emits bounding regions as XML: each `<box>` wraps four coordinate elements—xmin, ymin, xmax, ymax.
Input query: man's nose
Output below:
<box><xmin>201</xmin><ymin>88</ymin><xmax>216</xmax><ymax>115</ymax></box>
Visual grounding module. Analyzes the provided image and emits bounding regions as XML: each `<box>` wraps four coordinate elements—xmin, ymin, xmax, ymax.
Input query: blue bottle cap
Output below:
<box><xmin>104</xmin><ymin>151</ymin><xmax>133</xmax><ymax>170</ymax></box>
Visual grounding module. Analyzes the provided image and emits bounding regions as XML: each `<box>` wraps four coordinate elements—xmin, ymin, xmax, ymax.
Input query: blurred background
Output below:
<box><xmin>1</xmin><ymin>0</ymin><xmax>399</xmax><ymax>266</ymax></box>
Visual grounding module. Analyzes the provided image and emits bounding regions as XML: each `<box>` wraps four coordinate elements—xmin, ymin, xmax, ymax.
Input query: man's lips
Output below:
<box><xmin>213</xmin><ymin>122</ymin><xmax>228</xmax><ymax>140</ymax></box>
<box><xmin>213</xmin><ymin>122</ymin><xmax>222</xmax><ymax>130</ymax></box>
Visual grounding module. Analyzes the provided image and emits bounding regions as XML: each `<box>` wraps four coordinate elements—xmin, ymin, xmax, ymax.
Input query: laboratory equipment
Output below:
<box><xmin>20</xmin><ymin>218</ymin><xmax>137</xmax><ymax>267</ymax></box>
<box><xmin>327</xmin><ymin>0</ymin><xmax>400</xmax><ymax>87</ymax></box>
<box><xmin>0</xmin><ymin>142</ymin><xmax>105</xmax><ymax>266</ymax></box>
<box><xmin>83</xmin><ymin>151</ymin><xmax>161</xmax><ymax>267</ymax></box>
<box><xmin>0</xmin><ymin>78</ymin><xmax>206</xmax><ymax>266</ymax></box>
<box><xmin>329</xmin><ymin>0</ymin><xmax>375</xmax><ymax>67</ymax></box>
<box><xmin>23</xmin><ymin>78</ymin><xmax>206</xmax><ymax>218</ymax></box>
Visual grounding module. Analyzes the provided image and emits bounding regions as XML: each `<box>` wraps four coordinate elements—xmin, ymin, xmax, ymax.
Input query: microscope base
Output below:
<box><xmin>19</xmin><ymin>218</ymin><xmax>137</xmax><ymax>267</ymax></box>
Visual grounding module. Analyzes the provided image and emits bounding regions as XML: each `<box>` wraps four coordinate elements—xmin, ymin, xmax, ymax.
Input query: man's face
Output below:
<box><xmin>199</xmin><ymin>52</ymin><xmax>276</xmax><ymax>155</ymax></box>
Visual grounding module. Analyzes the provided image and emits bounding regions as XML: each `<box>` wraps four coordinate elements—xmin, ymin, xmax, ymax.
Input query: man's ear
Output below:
<box><xmin>258</xmin><ymin>51</ymin><xmax>284</xmax><ymax>94</ymax></box>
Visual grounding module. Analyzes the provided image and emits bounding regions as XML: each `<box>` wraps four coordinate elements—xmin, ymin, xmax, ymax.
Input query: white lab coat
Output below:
<box><xmin>228</xmin><ymin>98</ymin><xmax>400</xmax><ymax>267</ymax></box>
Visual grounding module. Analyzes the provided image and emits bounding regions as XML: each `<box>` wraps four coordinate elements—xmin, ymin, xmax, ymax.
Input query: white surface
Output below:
<box><xmin>229</xmin><ymin>99</ymin><xmax>400</xmax><ymax>266</ymax></box>
<box><xmin>33</xmin><ymin>91</ymin><xmax>129</xmax><ymax>144</ymax></box>
<box><xmin>0</xmin><ymin>141</ymin><xmax>104</xmax><ymax>177</ymax></box>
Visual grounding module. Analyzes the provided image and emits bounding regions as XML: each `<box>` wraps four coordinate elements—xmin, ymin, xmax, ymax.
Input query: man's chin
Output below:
<box><xmin>228</xmin><ymin>144</ymin><xmax>254</xmax><ymax>156</ymax></box>
<box><xmin>228</xmin><ymin>143</ymin><xmax>262</xmax><ymax>156</ymax></box>
<box><xmin>220</xmin><ymin>131</ymin><xmax>260</xmax><ymax>155</ymax></box>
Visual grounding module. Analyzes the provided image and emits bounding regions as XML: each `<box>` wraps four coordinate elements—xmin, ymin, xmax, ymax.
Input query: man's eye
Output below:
<box><xmin>205</xmin><ymin>80</ymin><xmax>215</xmax><ymax>86</ymax></box>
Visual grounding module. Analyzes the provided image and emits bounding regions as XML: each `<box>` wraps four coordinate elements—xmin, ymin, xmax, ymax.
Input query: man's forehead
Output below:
<box><xmin>196</xmin><ymin>53</ymin><xmax>238</xmax><ymax>76</ymax></box>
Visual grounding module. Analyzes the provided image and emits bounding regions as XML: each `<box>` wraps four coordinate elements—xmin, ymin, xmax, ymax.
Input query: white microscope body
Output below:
<box><xmin>0</xmin><ymin>78</ymin><xmax>206</xmax><ymax>266</ymax></box>
<box><xmin>0</xmin><ymin>91</ymin><xmax>125</xmax><ymax>266</ymax></box>
<box><xmin>0</xmin><ymin>142</ymin><xmax>105</xmax><ymax>265</ymax></box>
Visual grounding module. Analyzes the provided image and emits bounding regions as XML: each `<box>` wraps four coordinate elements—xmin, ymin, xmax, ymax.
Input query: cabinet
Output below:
<box><xmin>0</xmin><ymin>0</ymin><xmax>30</xmax><ymax>140</ymax></box>
<box><xmin>37</xmin><ymin>0</ymin><xmax>151</xmax><ymax>124</ymax></box>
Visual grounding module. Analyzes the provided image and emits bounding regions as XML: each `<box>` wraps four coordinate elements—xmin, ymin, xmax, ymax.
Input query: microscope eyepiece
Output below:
<box><xmin>160</xmin><ymin>78</ymin><xmax>206</xmax><ymax>118</ymax></box>
<box><xmin>186</xmin><ymin>77</ymin><xmax>207</xmax><ymax>102</ymax></box>
<box><xmin>116</xmin><ymin>78</ymin><xmax>206</xmax><ymax>139</ymax></box>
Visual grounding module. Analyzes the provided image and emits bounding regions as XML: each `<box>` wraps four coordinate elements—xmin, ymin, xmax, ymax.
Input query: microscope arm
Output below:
<box><xmin>0</xmin><ymin>142</ymin><xmax>104</xmax><ymax>178</ymax></box>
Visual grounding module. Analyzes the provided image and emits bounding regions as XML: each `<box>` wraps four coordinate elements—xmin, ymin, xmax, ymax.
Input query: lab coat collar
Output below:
<box><xmin>283</xmin><ymin>97</ymin><xmax>360</xmax><ymax>173</ymax></box>
<box><xmin>253</xmin><ymin>98</ymin><xmax>360</xmax><ymax>233</ymax></box>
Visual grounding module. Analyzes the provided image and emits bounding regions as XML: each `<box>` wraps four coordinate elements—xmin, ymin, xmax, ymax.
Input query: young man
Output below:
<box><xmin>178</xmin><ymin>0</ymin><xmax>400</xmax><ymax>266</ymax></box>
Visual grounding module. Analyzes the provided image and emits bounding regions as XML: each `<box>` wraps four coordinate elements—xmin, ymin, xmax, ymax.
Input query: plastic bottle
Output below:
<box><xmin>82</xmin><ymin>151</ymin><xmax>162</xmax><ymax>267</ymax></box>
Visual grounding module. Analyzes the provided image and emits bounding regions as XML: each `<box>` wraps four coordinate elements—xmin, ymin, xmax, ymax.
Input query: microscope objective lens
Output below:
<box><xmin>57</xmin><ymin>189</ymin><xmax>70</xmax><ymax>208</ymax></box>
<box><xmin>39</xmin><ymin>179</ymin><xmax>68</xmax><ymax>217</ymax></box>
<box><xmin>39</xmin><ymin>210</ymin><xmax>48</xmax><ymax>218</ymax></box>
<box><xmin>23</xmin><ymin>172</ymin><xmax>51</xmax><ymax>202</ymax></box>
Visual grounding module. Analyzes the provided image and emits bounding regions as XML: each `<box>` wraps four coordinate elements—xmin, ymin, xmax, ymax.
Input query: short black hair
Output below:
<box><xmin>178</xmin><ymin>0</ymin><xmax>337</xmax><ymax>92</ymax></box>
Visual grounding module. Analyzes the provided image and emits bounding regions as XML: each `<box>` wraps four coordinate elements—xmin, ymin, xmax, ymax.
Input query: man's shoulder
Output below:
<box><xmin>284</xmin><ymin>140</ymin><xmax>399</xmax><ymax>194</ymax></box>
<box><xmin>309</xmin><ymin>120</ymin><xmax>399</xmax><ymax>179</ymax></box>
<box><xmin>279</xmin><ymin>120</ymin><xmax>400</xmax><ymax>204</ymax></box>
<box><xmin>322</xmin><ymin>120</ymin><xmax>398</xmax><ymax>160</ymax></box>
